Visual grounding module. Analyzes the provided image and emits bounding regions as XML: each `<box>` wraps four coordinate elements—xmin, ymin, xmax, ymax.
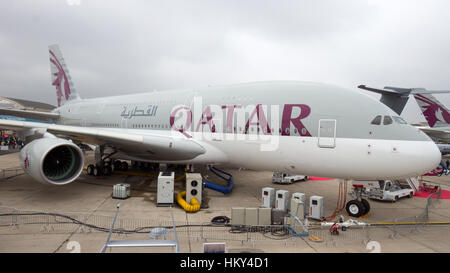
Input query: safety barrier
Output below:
<box><xmin>0</xmin><ymin>167</ymin><xmax>24</xmax><ymax>181</ymax></box>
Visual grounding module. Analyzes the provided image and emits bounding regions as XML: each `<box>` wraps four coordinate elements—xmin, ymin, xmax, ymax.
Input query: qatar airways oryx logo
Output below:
<box><xmin>169</xmin><ymin>97</ymin><xmax>312</xmax><ymax>151</ymax></box>
<box><xmin>50</xmin><ymin>50</ymin><xmax>71</xmax><ymax>107</ymax></box>
<box><xmin>24</xmin><ymin>155</ymin><xmax>29</xmax><ymax>169</ymax></box>
<box><xmin>414</xmin><ymin>94</ymin><xmax>450</xmax><ymax>127</ymax></box>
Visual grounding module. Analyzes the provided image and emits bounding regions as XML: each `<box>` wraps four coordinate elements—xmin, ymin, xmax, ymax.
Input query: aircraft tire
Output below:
<box><xmin>103</xmin><ymin>165</ymin><xmax>112</xmax><ymax>176</ymax></box>
<box><xmin>87</xmin><ymin>164</ymin><xmax>95</xmax><ymax>176</ymax></box>
<box><xmin>121</xmin><ymin>161</ymin><xmax>129</xmax><ymax>172</ymax></box>
<box><xmin>93</xmin><ymin>166</ymin><xmax>101</xmax><ymax>177</ymax></box>
<box><xmin>346</xmin><ymin>200</ymin><xmax>364</xmax><ymax>218</ymax></box>
<box><xmin>113</xmin><ymin>161</ymin><xmax>122</xmax><ymax>171</ymax></box>
<box><xmin>361</xmin><ymin>199</ymin><xmax>370</xmax><ymax>215</ymax></box>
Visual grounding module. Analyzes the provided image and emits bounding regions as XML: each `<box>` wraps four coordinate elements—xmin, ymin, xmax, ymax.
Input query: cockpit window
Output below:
<box><xmin>371</xmin><ymin>115</ymin><xmax>382</xmax><ymax>125</ymax></box>
<box><xmin>383</xmin><ymin>116</ymin><xmax>393</xmax><ymax>125</ymax></box>
<box><xmin>393</xmin><ymin>116</ymin><xmax>407</xmax><ymax>124</ymax></box>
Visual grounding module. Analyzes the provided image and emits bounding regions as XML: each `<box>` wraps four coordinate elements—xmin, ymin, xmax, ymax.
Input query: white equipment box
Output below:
<box><xmin>292</xmin><ymin>192</ymin><xmax>306</xmax><ymax>216</ymax></box>
<box><xmin>309</xmin><ymin>196</ymin><xmax>324</xmax><ymax>220</ymax></box>
<box><xmin>275</xmin><ymin>190</ymin><xmax>290</xmax><ymax>211</ymax></box>
<box><xmin>258</xmin><ymin>208</ymin><xmax>272</xmax><ymax>226</ymax></box>
<box><xmin>186</xmin><ymin>173</ymin><xmax>202</xmax><ymax>205</ymax></box>
<box><xmin>231</xmin><ymin>207</ymin><xmax>245</xmax><ymax>225</ymax></box>
<box><xmin>157</xmin><ymin>171</ymin><xmax>174</xmax><ymax>206</ymax></box>
<box><xmin>292</xmin><ymin>192</ymin><xmax>306</xmax><ymax>203</ymax></box>
<box><xmin>245</xmin><ymin>208</ymin><xmax>259</xmax><ymax>226</ymax></box>
<box><xmin>290</xmin><ymin>198</ymin><xmax>305</xmax><ymax>220</ymax></box>
<box><xmin>113</xmin><ymin>183</ymin><xmax>130</xmax><ymax>199</ymax></box>
<box><xmin>261</xmin><ymin>187</ymin><xmax>275</xmax><ymax>208</ymax></box>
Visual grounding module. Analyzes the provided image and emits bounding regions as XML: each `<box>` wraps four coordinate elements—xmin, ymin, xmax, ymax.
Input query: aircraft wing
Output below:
<box><xmin>418</xmin><ymin>126</ymin><xmax>450</xmax><ymax>142</ymax></box>
<box><xmin>0</xmin><ymin>119</ymin><xmax>206</xmax><ymax>161</ymax></box>
<box><xmin>0</xmin><ymin>108</ymin><xmax>59</xmax><ymax>121</ymax></box>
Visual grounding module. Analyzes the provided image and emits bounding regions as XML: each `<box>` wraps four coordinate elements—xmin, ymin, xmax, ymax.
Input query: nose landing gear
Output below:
<box><xmin>345</xmin><ymin>184</ymin><xmax>371</xmax><ymax>218</ymax></box>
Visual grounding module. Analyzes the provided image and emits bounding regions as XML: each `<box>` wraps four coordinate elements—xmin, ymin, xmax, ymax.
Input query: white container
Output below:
<box><xmin>309</xmin><ymin>196</ymin><xmax>324</xmax><ymax>220</ymax></box>
<box><xmin>292</xmin><ymin>192</ymin><xmax>306</xmax><ymax>203</ymax></box>
<box><xmin>258</xmin><ymin>207</ymin><xmax>272</xmax><ymax>226</ymax></box>
<box><xmin>157</xmin><ymin>171</ymin><xmax>174</xmax><ymax>206</ymax></box>
<box><xmin>275</xmin><ymin>190</ymin><xmax>290</xmax><ymax>211</ymax></box>
<box><xmin>231</xmin><ymin>207</ymin><xmax>245</xmax><ymax>225</ymax></box>
<box><xmin>290</xmin><ymin>198</ymin><xmax>305</xmax><ymax>220</ymax></box>
<box><xmin>261</xmin><ymin>187</ymin><xmax>275</xmax><ymax>208</ymax></box>
<box><xmin>245</xmin><ymin>208</ymin><xmax>259</xmax><ymax>226</ymax></box>
<box><xmin>113</xmin><ymin>183</ymin><xmax>130</xmax><ymax>199</ymax></box>
<box><xmin>292</xmin><ymin>192</ymin><xmax>306</xmax><ymax>216</ymax></box>
<box><xmin>186</xmin><ymin>173</ymin><xmax>202</xmax><ymax>205</ymax></box>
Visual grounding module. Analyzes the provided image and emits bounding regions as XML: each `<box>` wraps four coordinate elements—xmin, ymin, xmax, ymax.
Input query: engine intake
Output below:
<box><xmin>20</xmin><ymin>138</ymin><xmax>84</xmax><ymax>185</ymax></box>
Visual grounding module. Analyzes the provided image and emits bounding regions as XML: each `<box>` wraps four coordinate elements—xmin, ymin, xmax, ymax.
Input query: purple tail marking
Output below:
<box><xmin>414</xmin><ymin>94</ymin><xmax>450</xmax><ymax>127</ymax></box>
<box><xmin>49</xmin><ymin>50</ymin><xmax>71</xmax><ymax>107</ymax></box>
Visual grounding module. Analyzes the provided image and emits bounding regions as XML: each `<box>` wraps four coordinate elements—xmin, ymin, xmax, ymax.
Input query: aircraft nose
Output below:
<box><xmin>410</xmin><ymin>140</ymin><xmax>441</xmax><ymax>175</ymax></box>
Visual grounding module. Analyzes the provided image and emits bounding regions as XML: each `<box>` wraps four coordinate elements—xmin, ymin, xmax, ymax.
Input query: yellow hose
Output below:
<box><xmin>176</xmin><ymin>191</ymin><xmax>200</xmax><ymax>213</ymax></box>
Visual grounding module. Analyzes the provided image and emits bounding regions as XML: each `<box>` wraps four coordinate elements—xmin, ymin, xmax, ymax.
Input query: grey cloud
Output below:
<box><xmin>0</xmin><ymin>0</ymin><xmax>450</xmax><ymax>123</ymax></box>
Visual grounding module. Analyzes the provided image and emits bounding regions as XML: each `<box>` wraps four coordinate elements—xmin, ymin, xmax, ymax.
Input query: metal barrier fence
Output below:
<box><xmin>0</xmin><ymin>168</ymin><xmax>24</xmax><ymax>181</ymax></box>
<box><xmin>308</xmin><ymin>223</ymin><xmax>450</xmax><ymax>249</ymax></box>
<box><xmin>0</xmin><ymin>206</ymin><xmax>293</xmax><ymax>245</ymax></box>
<box><xmin>1</xmin><ymin>185</ymin><xmax>449</xmax><ymax>250</ymax></box>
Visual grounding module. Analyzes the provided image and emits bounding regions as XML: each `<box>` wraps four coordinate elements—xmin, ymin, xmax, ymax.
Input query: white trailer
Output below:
<box><xmin>345</xmin><ymin>177</ymin><xmax>418</xmax><ymax>218</ymax></box>
<box><xmin>353</xmin><ymin>178</ymin><xmax>416</xmax><ymax>202</ymax></box>
<box><xmin>272</xmin><ymin>172</ymin><xmax>308</xmax><ymax>184</ymax></box>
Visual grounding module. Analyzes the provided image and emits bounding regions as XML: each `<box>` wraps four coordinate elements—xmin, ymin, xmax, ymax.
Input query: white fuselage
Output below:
<box><xmin>54</xmin><ymin>81</ymin><xmax>441</xmax><ymax>180</ymax></box>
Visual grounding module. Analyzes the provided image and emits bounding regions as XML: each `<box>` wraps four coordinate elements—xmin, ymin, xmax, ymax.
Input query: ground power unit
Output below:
<box><xmin>157</xmin><ymin>171</ymin><xmax>174</xmax><ymax>206</ymax></box>
<box><xmin>261</xmin><ymin>187</ymin><xmax>275</xmax><ymax>208</ymax></box>
<box><xmin>292</xmin><ymin>192</ymin><xmax>306</xmax><ymax>203</ymax></box>
<box><xmin>186</xmin><ymin>173</ymin><xmax>202</xmax><ymax>205</ymax></box>
<box><xmin>275</xmin><ymin>190</ymin><xmax>290</xmax><ymax>211</ymax></box>
<box><xmin>292</xmin><ymin>192</ymin><xmax>306</xmax><ymax>217</ymax></box>
<box><xmin>290</xmin><ymin>198</ymin><xmax>305</xmax><ymax>220</ymax></box>
<box><xmin>309</xmin><ymin>196</ymin><xmax>324</xmax><ymax>220</ymax></box>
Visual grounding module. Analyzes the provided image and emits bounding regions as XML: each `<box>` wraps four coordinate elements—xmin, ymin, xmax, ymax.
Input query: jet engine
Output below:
<box><xmin>19</xmin><ymin>137</ymin><xmax>84</xmax><ymax>185</ymax></box>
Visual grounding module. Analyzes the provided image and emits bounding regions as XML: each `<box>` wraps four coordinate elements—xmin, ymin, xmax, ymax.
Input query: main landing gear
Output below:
<box><xmin>86</xmin><ymin>145</ymin><xmax>129</xmax><ymax>177</ymax></box>
<box><xmin>345</xmin><ymin>184</ymin><xmax>371</xmax><ymax>218</ymax></box>
<box><xmin>86</xmin><ymin>160</ymin><xmax>129</xmax><ymax>177</ymax></box>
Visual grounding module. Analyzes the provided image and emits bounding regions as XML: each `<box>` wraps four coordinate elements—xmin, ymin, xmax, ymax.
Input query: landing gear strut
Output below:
<box><xmin>86</xmin><ymin>145</ymin><xmax>121</xmax><ymax>176</ymax></box>
<box><xmin>345</xmin><ymin>184</ymin><xmax>371</xmax><ymax>218</ymax></box>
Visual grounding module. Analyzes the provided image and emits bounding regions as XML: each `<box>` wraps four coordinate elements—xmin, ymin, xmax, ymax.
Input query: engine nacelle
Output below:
<box><xmin>19</xmin><ymin>138</ymin><xmax>84</xmax><ymax>185</ymax></box>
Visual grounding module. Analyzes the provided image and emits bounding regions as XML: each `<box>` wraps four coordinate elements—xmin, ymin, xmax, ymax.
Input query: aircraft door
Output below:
<box><xmin>318</xmin><ymin>119</ymin><xmax>336</xmax><ymax>148</ymax></box>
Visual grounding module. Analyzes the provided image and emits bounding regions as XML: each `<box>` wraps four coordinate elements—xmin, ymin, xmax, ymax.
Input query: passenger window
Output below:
<box><xmin>393</xmin><ymin>116</ymin><xmax>407</xmax><ymax>124</ymax></box>
<box><xmin>383</xmin><ymin>116</ymin><xmax>393</xmax><ymax>125</ymax></box>
<box><xmin>371</xmin><ymin>115</ymin><xmax>382</xmax><ymax>125</ymax></box>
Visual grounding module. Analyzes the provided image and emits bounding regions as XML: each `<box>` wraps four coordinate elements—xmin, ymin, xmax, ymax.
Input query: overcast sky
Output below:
<box><xmin>1</xmin><ymin>0</ymin><xmax>450</xmax><ymax>123</ymax></box>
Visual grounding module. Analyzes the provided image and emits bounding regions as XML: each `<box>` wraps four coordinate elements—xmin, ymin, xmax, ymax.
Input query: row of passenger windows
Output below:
<box><xmin>132</xmin><ymin>124</ymin><xmax>169</xmax><ymax>129</ymax></box>
<box><xmin>130</xmin><ymin>124</ymin><xmax>304</xmax><ymax>135</ymax></box>
<box><xmin>371</xmin><ymin>115</ymin><xmax>407</xmax><ymax>125</ymax></box>
<box><xmin>92</xmin><ymin>123</ymin><xmax>119</xmax><ymax>128</ymax></box>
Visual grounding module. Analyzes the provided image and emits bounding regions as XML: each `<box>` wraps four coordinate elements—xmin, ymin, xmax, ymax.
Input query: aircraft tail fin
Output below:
<box><xmin>413</xmin><ymin>93</ymin><xmax>450</xmax><ymax>128</ymax></box>
<box><xmin>49</xmin><ymin>44</ymin><xmax>80</xmax><ymax>107</ymax></box>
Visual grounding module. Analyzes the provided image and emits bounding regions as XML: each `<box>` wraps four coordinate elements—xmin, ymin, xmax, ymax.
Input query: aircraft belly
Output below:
<box><xmin>201</xmin><ymin>135</ymin><xmax>440</xmax><ymax>180</ymax></box>
<box><xmin>111</xmin><ymin>134</ymin><xmax>439</xmax><ymax>180</ymax></box>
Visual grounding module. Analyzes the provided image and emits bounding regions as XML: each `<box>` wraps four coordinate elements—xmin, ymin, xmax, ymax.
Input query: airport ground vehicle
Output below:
<box><xmin>346</xmin><ymin>178</ymin><xmax>418</xmax><ymax>217</ymax></box>
<box><xmin>364</xmin><ymin>179</ymin><xmax>416</xmax><ymax>201</ymax></box>
<box><xmin>272</xmin><ymin>172</ymin><xmax>308</xmax><ymax>184</ymax></box>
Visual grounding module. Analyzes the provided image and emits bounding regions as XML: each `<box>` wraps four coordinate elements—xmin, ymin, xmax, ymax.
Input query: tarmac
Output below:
<box><xmin>1</xmin><ymin>151</ymin><xmax>450</xmax><ymax>253</ymax></box>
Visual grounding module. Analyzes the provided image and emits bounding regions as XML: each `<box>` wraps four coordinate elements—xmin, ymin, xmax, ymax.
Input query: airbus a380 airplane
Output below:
<box><xmin>0</xmin><ymin>45</ymin><xmax>441</xmax><ymax>187</ymax></box>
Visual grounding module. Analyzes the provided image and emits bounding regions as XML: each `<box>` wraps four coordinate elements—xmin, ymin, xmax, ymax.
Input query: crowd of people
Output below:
<box><xmin>0</xmin><ymin>133</ymin><xmax>24</xmax><ymax>149</ymax></box>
